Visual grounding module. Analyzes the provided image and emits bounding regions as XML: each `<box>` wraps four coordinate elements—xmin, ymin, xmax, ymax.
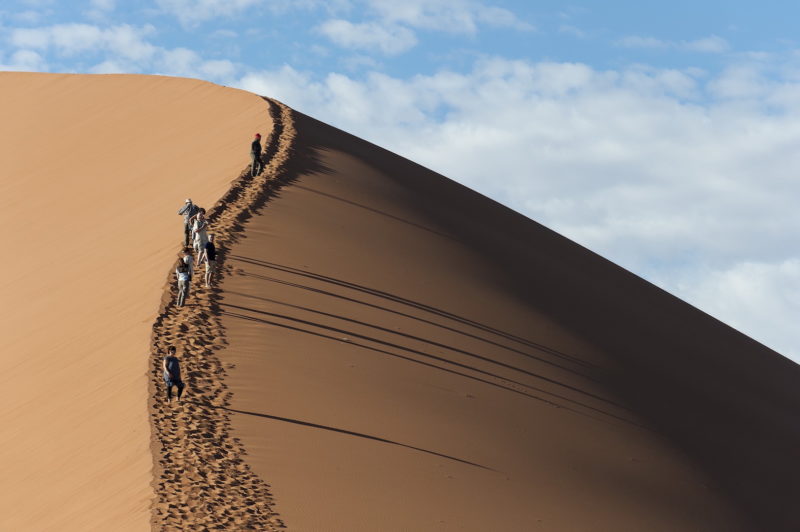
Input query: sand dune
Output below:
<box><xmin>2</xmin><ymin>71</ymin><xmax>798</xmax><ymax>531</ymax></box>
<box><xmin>0</xmin><ymin>72</ymin><xmax>269</xmax><ymax>530</ymax></box>
<box><xmin>216</xmin><ymin>110</ymin><xmax>800</xmax><ymax>531</ymax></box>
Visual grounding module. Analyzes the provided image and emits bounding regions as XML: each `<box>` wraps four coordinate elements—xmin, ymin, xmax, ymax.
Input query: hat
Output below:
<box><xmin>185</xmin><ymin>198</ymin><xmax>192</xmax><ymax>203</ymax></box>
<box><xmin>255</xmin><ymin>133</ymin><xmax>261</xmax><ymax>138</ymax></box>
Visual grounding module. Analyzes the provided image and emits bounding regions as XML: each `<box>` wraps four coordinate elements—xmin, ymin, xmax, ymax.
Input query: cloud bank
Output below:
<box><xmin>239</xmin><ymin>57</ymin><xmax>800</xmax><ymax>360</ymax></box>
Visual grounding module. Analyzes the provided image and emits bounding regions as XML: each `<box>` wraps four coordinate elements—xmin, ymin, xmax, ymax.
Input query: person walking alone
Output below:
<box><xmin>251</xmin><ymin>133</ymin><xmax>263</xmax><ymax>176</ymax></box>
<box><xmin>199</xmin><ymin>233</ymin><xmax>217</xmax><ymax>287</ymax></box>
<box><xmin>176</xmin><ymin>260</ymin><xmax>190</xmax><ymax>307</ymax></box>
<box><xmin>162</xmin><ymin>346</ymin><xmax>185</xmax><ymax>402</ymax></box>
<box><xmin>177</xmin><ymin>199</ymin><xmax>199</xmax><ymax>247</ymax></box>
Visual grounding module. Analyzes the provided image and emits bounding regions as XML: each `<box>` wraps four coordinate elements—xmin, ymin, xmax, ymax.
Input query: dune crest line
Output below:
<box><xmin>148</xmin><ymin>97</ymin><xmax>295</xmax><ymax>531</ymax></box>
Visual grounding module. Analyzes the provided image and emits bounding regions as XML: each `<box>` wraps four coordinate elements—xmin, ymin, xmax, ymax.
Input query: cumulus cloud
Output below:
<box><xmin>317</xmin><ymin>19</ymin><xmax>417</xmax><ymax>55</ymax></box>
<box><xmin>9</xmin><ymin>23</ymin><xmax>158</xmax><ymax>61</ymax></box>
<box><xmin>0</xmin><ymin>49</ymin><xmax>47</xmax><ymax>71</ymax></box>
<box><xmin>238</xmin><ymin>57</ymin><xmax>800</xmax><ymax>361</ymax></box>
<box><xmin>6</xmin><ymin>22</ymin><xmax>239</xmax><ymax>81</ymax></box>
<box><xmin>313</xmin><ymin>0</ymin><xmax>533</xmax><ymax>54</ymax></box>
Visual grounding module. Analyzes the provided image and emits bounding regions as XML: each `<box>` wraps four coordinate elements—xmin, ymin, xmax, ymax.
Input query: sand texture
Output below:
<box><xmin>215</xmin><ymin>110</ymin><xmax>800</xmax><ymax>531</ymax></box>
<box><xmin>2</xmin><ymin>71</ymin><xmax>799</xmax><ymax>532</ymax></box>
<box><xmin>148</xmin><ymin>98</ymin><xmax>293</xmax><ymax>530</ymax></box>
<box><xmin>0</xmin><ymin>72</ymin><xmax>269</xmax><ymax>530</ymax></box>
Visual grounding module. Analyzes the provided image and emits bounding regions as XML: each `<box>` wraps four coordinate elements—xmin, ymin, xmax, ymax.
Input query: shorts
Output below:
<box><xmin>206</xmin><ymin>259</ymin><xmax>217</xmax><ymax>273</ymax></box>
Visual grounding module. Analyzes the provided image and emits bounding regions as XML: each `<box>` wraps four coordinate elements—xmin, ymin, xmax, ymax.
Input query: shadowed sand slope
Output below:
<box><xmin>0</xmin><ymin>73</ymin><xmax>269</xmax><ymax>530</ymax></box>
<box><xmin>218</xmin><ymin>110</ymin><xmax>800</xmax><ymax>531</ymax></box>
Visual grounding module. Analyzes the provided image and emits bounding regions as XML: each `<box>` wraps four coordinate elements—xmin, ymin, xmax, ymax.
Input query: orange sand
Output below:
<box><xmin>0</xmin><ymin>72</ymin><xmax>269</xmax><ymax>530</ymax></box>
<box><xmin>2</xmin><ymin>72</ymin><xmax>798</xmax><ymax>532</ymax></box>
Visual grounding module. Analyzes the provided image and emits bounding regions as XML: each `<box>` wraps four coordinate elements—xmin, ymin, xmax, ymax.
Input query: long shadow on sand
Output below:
<box><xmin>189</xmin><ymin>399</ymin><xmax>495</xmax><ymax>471</ymax></box>
<box><xmin>221</xmin><ymin>309</ymin><xmax>644</xmax><ymax>430</ymax></box>
<box><xmin>229</xmin><ymin>255</ymin><xmax>599</xmax><ymax>371</ymax></box>
<box><xmin>225</xmin><ymin>288</ymin><xmax>606</xmax><ymax>385</ymax></box>
<box><xmin>233</xmin><ymin>269</ymin><xmax>597</xmax><ymax>378</ymax></box>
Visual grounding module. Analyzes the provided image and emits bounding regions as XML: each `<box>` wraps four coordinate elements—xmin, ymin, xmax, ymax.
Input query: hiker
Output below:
<box><xmin>182</xmin><ymin>248</ymin><xmax>194</xmax><ymax>280</ymax></box>
<box><xmin>187</xmin><ymin>207</ymin><xmax>206</xmax><ymax>243</ymax></box>
<box><xmin>198</xmin><ymin>233</ymin><xmax>217</xmax><ymax>288</ymax></box>
<box><xmin>176</xmin><ymin>260</ymin><xmax>190</xmax><ymax>307</ymax></box>
<box><xmin>177</xmin><ymin>199</ymin><xmax>200</xmax><ymax>247</ymax></box>
<box><xmin>192</xmin><ymin>211</ymin><xmax>209</xmax><ymax>257</ymax></box>
<box><xmin>251</xmin><ymin>133</ymin><xmax>263</xmax><ymax>176</ymax></box>
<box><xmin>162</xmin><ymin>346</ymin><xmax>185</xmax><ymax>402</ymax></box>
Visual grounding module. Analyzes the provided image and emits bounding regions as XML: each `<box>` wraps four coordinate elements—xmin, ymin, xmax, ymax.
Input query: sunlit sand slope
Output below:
<box><xmin>0</xmin><ymin>72</ymin><xmax>269</xmax><ymax>531</ymax></box>
<box><xmin>217</xmin><ymin>110</ymin><xmax>800</xmax><ymax>530</ymax></box>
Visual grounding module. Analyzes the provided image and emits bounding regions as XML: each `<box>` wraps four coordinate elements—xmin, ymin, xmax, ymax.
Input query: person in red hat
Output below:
<box><xmin>250</xmin><ymin>133</ymin><xmax>263</xmax><ymax>176</ymax></box>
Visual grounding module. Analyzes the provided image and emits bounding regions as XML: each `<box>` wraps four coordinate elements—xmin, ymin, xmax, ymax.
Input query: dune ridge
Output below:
<box><xmin>211</xmin><ymin>109</ymin><xmax>800</xmax><ymax>530</ymax></box>
<box><xmin>148</xmin><ymin>98</ymin><xmax>295</xmax><ymax>530</ymax></box>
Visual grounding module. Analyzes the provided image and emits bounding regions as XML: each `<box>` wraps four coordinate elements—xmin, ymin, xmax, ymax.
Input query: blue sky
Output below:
<box><xmin>2</xmin><ymin>0</ymin><xmax>799</xmax><ymax>362</ymax></box>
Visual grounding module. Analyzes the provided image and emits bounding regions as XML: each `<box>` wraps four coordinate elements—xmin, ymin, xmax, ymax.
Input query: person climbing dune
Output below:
<box><xmin>177</xmin><ymin>198</ymin><xmax>199</xmax><ymax>247</ymax></box>
<box><xmin>251</xmin><ymin>133</ymin><xmax>263</xmax><ymax>176</ymax></box>
<box><xmin>188</xmin><ymin>207</ymin><xmax>206</xmax><ymax>243</ymax></box>
<box><xmin>198</xmin><ymin>233</ymin><xmax>217</xmax><ymax>288</ymax></box>
<box><xmin>192</xmin><ymin>211</ymin><xmax>209</xmax><ymax>257</ymax></box>
<box><xmin>162</xmin><ymin>346</ymin><xmax>185</xmax><ymax>403</ymax></box>
<box><xmin>182</xmin><ymin>248</ymin><xmax>194</xmax><ymax>281</ymax></box>
<box><xmin>176</xmin><ymin>260</ymin><xmax>190</xmax><ymax>307</ymax></box>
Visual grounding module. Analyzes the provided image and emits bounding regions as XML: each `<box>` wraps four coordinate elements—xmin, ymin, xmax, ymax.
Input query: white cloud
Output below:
<box><xmin>365</xmin><ymin>0</ymin><xmax>533</xmax><ymax>34</ymax></box>
<box><xmin>6</xmin><ymin>22</ymin><xmax>239</xmax><ymax>82</ymax></box>
<box><xmin>316</xmin><ymin>1</ymin><xmax>532</xmax><ymax>54</ymax></box>
<box><xmin>89</xmin><ymin>59</ymin><xmax>127</xmax><ymax>73</ymax></box>
<box><xmin>199</xmin><ymin>59</ymin><xmax>237</xmax><ymax>78</ymax></box>
<box><xmin>153</xmin><ymin>47</ymin><xmax>239</xmax><ymax>79</ymax></box>
<box><xmin>155</xmin><ymin>0</ymin><xmax>263</xmax><ymax>26</ymax></box>
<box><xmin>9</xmin><ymin>23</ymin><xmax>158</xmax><ymax>61</ymax></box>
<box><xmin>236</xmin><ymin>57</ymin><xmax>800</xmax><ymax>361</ymax></box>
<box><xmin>664</xmin><ymin>259</ymin><xmax>800</xmax><ymax>356</ymax></box>
<box><xmin>84</xmin><ymin>0</ymin><xmax>116</xmax><ymax>21</ymax></box>
<box><xmin>0</xmin><ymin>49</ymin><xmax>47</xmax><ymax>71</ymax></box>
<box><xmin>317</xmin><ymin>19</ymin><xmax>417</xmax><ymax>55</ymax></box>
<box><xmin>708</xmin><ymin>64</ymin><xmax>767</xmax><ymax>99</ymax></box>
<box><xmin>12</xmin><ymin>10</ymin><xmax>48</xmax><ymax>23</ymax></box>
<box><xmin>683</xmin><ymin>35</ymin><xmax>729</xmax><ymax>53</ymax></box>
<box><xmin>618</xmin><ymin>34</ymin><xmax>730</xmax><ymax>54</ymax></box>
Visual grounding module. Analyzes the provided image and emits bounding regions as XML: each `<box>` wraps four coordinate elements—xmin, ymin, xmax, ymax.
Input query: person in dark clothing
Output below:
<box><xmin>198</xmin><ymin>233</ymin><xmax>217</xmax><ymax>287</ymax></box>
<box><xmin>163</xmin><ymin>346</ymin><xmax>185</xmax><ymax>402</ymax></box>
<box><xmin>177</xmin><ymin>199</ymin><xmax>200</xmax><ymax>247</ymax></box>
<box><xmin>251</xmin><ymin>133</ymin><xmax>263</xmax><ymax>176</ymax></box>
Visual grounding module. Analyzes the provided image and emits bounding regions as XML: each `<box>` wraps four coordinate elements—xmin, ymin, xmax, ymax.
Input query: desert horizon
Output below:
<box><xmin>1</xmin><ymin>71</ymin><xmax>798</xmax><ymax>531</ymax></box>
